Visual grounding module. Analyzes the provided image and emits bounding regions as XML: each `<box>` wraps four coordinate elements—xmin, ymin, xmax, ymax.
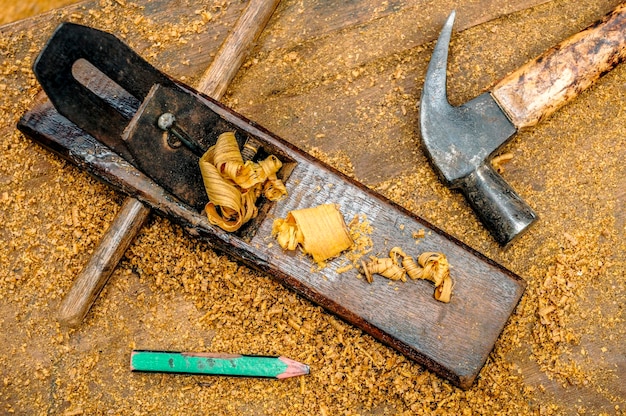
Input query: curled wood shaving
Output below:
<box><xmin>272</xmin><ymin>204</ymin><xmax>354</xmax><ymax>264</ymax></box>
<box><xmin>360</xmin><ymin>257</ymin><xmax>406</xmax><ymax>283</ymax></box>
<box><xmin>491</xmin><ymin>152</ymin><xmax>514</xmax><ymax>174</ymax></box>
<box><xmin>199</xmin><ymin>132</ymin><xmax>287</xmax><ymax>232</ymax></box>
<box><xmin>361</xmin><ymin>247</ymin><xmax>453</xmax><ymax>303</ymax></box>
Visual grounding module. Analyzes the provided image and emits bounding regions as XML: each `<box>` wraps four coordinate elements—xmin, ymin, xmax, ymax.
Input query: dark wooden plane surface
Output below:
<box><xmin>1</xmin><ymin>0</ymin><xmax>624</xmax><ymax>414</ymax></box>
<box><xmin>18</xmin><ymin>82</ymin><xmax>525</xmax><ymax>388</ymax></box>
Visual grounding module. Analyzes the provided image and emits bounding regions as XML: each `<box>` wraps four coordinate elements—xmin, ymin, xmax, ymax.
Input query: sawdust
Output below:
<box><xmin>0</xmin><ymin>0</ymin><xmax>80</xmax><ymax>25</ymax></box>
<box><xmin>1</xmin><ymin>0</ymin><xmax>625</xmax><ymax>415</ymax></box>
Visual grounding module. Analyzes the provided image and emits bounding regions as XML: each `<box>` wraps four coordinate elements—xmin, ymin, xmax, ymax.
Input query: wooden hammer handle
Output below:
<box><xmin>492</xmin><ymin>3</ymin><xmax>626</xmax><ymax>129</ymax></box>
<box><xmin>57</xmin><ymin>0</ymin><xmax>280</xmax><ymax>327</ymax></box>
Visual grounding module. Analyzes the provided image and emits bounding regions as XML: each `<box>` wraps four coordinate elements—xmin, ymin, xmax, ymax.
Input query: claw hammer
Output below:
<box><xmin>420</xmin><ymin>5</ymin><xmax>626</xmax><ymax>246</ymax></box>
<box><xmin>58</xmin><ymin>0</ymin><xmax>281</xmax><ymax>327</ymax></box>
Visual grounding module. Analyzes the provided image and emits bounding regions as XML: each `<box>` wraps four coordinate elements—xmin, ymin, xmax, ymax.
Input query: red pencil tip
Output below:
<box><xmin>277</xmin><ymin>356</ymin><xmax>310</xmax><ymax>379</ymax></box>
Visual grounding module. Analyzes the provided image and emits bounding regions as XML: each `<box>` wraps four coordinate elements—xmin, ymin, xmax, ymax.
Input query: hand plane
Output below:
<box><xmin>18</xmin><ymin>23</ymin><xmax>525</xmax><ymax>389</ymax></box>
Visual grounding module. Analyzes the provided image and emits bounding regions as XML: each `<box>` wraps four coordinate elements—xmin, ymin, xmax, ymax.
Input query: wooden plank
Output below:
<box><xmin>0</xmin><ymin>0</ymin><xmax>247</xmax><ymax>82</ymax></box>
<box><xmin>1</xmin><ymin>0</ymin><xmax>552</xmax><ymax>84</ymax></box>
<box><xmin>260</xmin><ymin>0</ymin><xmax>555</xmax><ymax>89</ymax></box>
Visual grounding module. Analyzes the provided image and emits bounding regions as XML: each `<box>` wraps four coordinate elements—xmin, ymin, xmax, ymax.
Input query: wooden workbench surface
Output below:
<box><xmin>1</xmin><ymin>0</ymin><xmax>624</xmax><ymax>414</ymax></box>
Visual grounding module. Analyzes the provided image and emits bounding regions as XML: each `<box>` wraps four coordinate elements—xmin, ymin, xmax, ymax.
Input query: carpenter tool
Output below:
<box><xmin>54</xmin><ymin>0</ymin><xmax>280</xmax><ymax>328</ymax></box>
<box><xmin>420</xmin><ymin>5</ymin><xmax>626</xmax><ymax>246</ymax></box>
<box><xmin>19</xmin><ymin>23</ymin><xmax>525</xmax><ymax>389</ymax></box>
<box><xmin>130</xmin><ymin>350</ymin><xmax>309</xmax><ymax>379</ymax></box>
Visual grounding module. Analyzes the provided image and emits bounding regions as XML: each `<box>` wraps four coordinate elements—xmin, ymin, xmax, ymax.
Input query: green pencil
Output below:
<box><xmin>130</xmin><ymin>350</ymin><xmax>310</xmax><ymax>379</ymax></box>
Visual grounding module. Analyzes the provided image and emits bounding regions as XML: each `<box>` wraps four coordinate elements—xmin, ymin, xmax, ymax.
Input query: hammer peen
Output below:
<box><xmin>420</xmin><ymin>5</ymin><xmax>626</xmax><ymax>246</ymax></box>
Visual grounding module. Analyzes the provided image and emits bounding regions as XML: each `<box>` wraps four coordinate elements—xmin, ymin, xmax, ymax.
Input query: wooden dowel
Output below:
<box><xmin>196</xmin><ymin>0</ymin><xmax>280</xmax><ymax>98</ymax></box>
<box><xmin>58</xmin><ymin>198</ymin><xmax>150</xmax><ymax>326</ymax></box>
<box><xmin>57</xmin><ymin>0</ymin><xmax>281</xmax><ymax>327</ymax></box>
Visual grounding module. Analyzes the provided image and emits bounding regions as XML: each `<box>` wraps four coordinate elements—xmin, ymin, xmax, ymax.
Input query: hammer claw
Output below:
<box><xmin>422</xmin><ymin>11</ymin><xmax>456</xmax><ymax>112</ymax></box>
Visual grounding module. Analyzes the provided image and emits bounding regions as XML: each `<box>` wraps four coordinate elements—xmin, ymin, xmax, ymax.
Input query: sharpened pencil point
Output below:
<box><xmin>277</xmin><ymin>356</ymin><xmax>310</xmax><ymax>379</ymax></box>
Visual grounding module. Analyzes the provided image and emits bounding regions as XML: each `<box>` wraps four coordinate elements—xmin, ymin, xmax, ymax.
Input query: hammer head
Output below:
<box><xmin>419</xmin><ymin>11</ymin><xmax>536</xmax><ymax>245</ymax></box>
<box><xmin>420</xmin><ymin>11</ymin><xmax>516</xmax><ymax>184</ymax></box>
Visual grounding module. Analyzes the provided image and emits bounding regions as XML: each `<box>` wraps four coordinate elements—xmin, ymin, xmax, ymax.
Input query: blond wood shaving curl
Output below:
<box><xmin>272</xmin><ymin>204</ymin><xmax>353</xmax><ymax>264</ymax></box>
<box><xmin>491</xmin><ymin>152</ymin><xmax>514</xmax><ymax>174</ymax></box>
<box><xmin>199</xmin><ymin>132</ymin><xmax>287</xmax><ymax>232</ymax></box>
<box><xmin>361</xmin><ymin>256</ymin><xmax>406</xmax><ymax>283</ymax></box>
<box><xmin>364</xmin><ymin>247</ymin><xmax>453</xmax><ymax>303</ymax></box>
